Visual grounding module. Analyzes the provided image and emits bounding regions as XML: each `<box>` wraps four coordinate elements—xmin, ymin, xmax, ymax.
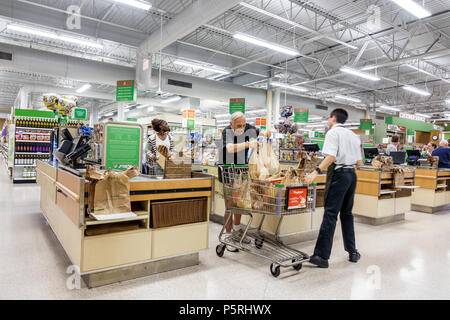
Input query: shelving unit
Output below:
<box><xmin>12</xmin><ymin>116</ymin><xmax>56</xmax><ymax>184</ymax></box>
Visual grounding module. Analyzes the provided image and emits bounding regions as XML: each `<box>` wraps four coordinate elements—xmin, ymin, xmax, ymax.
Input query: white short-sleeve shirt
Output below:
<box><xmin>322</xmin><ymin>124</ymin><xmax>362</xmax><ymax>170</ymax></box>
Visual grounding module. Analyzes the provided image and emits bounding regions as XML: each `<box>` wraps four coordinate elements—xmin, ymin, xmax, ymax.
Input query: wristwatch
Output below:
<box><xmin>315</xmin><ymin>167</ymin><xmax>321</xmax><ymax>174</ymax></box>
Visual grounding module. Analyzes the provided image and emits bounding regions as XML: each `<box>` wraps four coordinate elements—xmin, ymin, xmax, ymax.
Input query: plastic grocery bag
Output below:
<box><xmin>248</xmin><ymin>148</ymin><xmax>260</xmax><ymax>179</ymax></box>
<box><xmin>232</xmin><ymin>172</ymin><xmax>242</xmax><ymax>205</ymax></box>
<box><xmin>267</xmin><ymin>140</ymin><xmax>280</xmax><ymax>176</ymax></box>
<box><xmin>237</xmin><ymin>179</ymin><xmax>252</xmax><ymax>209</ymax></box>
<box><xmin>257</xmin><ymin>151</ymin><xmax>270</xmax><ymax>180</ymax></box>
<box><xmin>260</xmin><ymin>139</ymin><xmax>271</xmax><ymax>168</ymax></box>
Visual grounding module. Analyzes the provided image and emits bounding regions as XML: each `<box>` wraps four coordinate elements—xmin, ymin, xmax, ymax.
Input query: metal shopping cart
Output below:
<box><xmin>216</xmin><ymin>165</ymin><xmax>316</xmax><ymax>278</ymax></box>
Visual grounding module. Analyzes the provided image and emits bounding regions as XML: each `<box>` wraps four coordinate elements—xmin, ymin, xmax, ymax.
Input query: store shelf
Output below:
<box><xmin>13</xmin><ymin>178</ymin><xmax>36</xmax><ymax>181</ymax></box>
<box><xmin>14</xmin><ymin>165</ymin><xmax>36</xmax><ymax>167</ymax></box>
<box><xmin>16</xmin><ymin>140</ymin><xmax>51</xmax><ymax>143</ymax></box>
<box><xmin>15</xmin><ymin>152</ymin><xmax>49</xmax><ymax>155</ymax></box>
<box><xmin>15</xmin><ymin>127</ymin><xmax>54</xmax><ymax>131</ymax></box>
<box><xmin>85</xmin><ymin>212</ymin><xmax>149</xmax><ymax>226</ymax></box>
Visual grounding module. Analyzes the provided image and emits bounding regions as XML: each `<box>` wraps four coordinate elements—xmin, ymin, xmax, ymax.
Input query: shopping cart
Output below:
<box><xmin>216</xmin><ymin>165</ymin><xmax>316</xmax><ymax>278</ymax></box>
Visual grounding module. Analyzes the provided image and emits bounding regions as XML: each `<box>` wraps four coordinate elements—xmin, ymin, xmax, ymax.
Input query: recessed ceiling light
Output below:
<box><xmin>233</xmin><ymin>32</ymin><xmax>299</xmax><ymax>56</ymax></box>
<box><xmin>340</xmin><ymin>66</ymin><xmax>381</xmax><ymax>81</ymax></box>
<box><xmin>271</xmin><ymin>81</ymin><xmax>308</xmax><ymax>92</ymax></box>
<box><xmin>389</xmin><ymin>0</ymin><xmax>431</xmax><ymax>19</ymax></box>
<box><xmin>335</xmin><ymin>94</ymin><xmax>362</xmax><ymax>103</ymax></box>
<box><xmin>7</xmin><ymin>24</ymin><xmax>103</xmax><ymax>49</ymax></box>
<box><xmin>379</xmin><ymin>105</ymin><xmax>401</xmax><ymax>112</ymax></box>
<box><xmin>75</xmin><ymin>84</ymin><xmax>91</xmax><ymax>93</ymax></box>
<box><xmin>403</xmin><ymin>85</ymin><xmax>431</xmax><ymax>96</ymax></box>
<box><xmin>110</xmin><ymin>0</ymin><xmax>152</xmax><ymax>11</ymax></box>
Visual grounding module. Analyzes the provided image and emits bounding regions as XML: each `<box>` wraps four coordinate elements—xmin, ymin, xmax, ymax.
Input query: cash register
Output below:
<box><xmin>363</xmin><ymin>147</ymin><xmax>379</xmax><ymax>165</ymax></box>
<box><xmin>406</xmin><ymin>149</ymin><xmax>421</xmax><ymax>166</ymax></box>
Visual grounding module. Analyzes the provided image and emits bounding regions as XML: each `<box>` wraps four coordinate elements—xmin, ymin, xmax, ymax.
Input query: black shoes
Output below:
<box><xmin>349</xmin><ymin>251</ymin><xmax>361</xmax><ymax>263</ymax></box>
<box><xmin>309</xmin><ymin>255</ymin><xmax>329</xmax><ymax>268</ymax></box>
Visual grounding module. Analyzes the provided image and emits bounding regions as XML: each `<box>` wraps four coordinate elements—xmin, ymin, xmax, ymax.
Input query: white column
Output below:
<box><xmin>272</xmin><ymin>88</ymin><xmax>281</xmax><ymax>129</ymax></box>
<box><xmin>90</xmin><ymin>105</ymin><xmax>99</xmax><ymax>127</ymax></box>
<box><xmin>117</xmin><ymin>103</ymin><xmax>125</xmax><ymax>122</ymax></box>
<box><xmin>266</xmin><ymin>89</ymin><xmax>273</xmax><ymax>131</ymax></box>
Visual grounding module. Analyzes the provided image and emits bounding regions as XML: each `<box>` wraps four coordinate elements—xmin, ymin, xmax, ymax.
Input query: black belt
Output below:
<box><xmin>335</xmin><ymin>167</ymin><xmax>355</xmax><ymax>173</ymax></box>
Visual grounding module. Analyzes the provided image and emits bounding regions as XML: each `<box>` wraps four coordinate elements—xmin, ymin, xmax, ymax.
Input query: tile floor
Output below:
<box><xmin>0</xmin><ymin>167</ymin><xmax>449</xmax><ymax>300</ymax></box>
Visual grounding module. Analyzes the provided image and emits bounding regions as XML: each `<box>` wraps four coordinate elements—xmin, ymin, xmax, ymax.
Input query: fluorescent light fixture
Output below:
<box><xmin>379</xmin><ymin>105</ymin><xmax>401</xmax><ymax>112</ymax></box>
<box><xmin>147</xmin><ymin>106</ymin><xmax>154</xmax><ymax>112</ymax></box>
<box><xmin>233</xmin><ymin>32</ymin><xmax>299</xmax><ymax>56</ymax></box>
<box><xmin>76</xmin><ymin>84</ymin><xmax>91</xmax><ymax>93</ymax></box>
<box><xmin>104</xmin><ymin>112</ymin><xmax>114</xmax><ymax>117</ymax></box>
<box><xmin>390</xmin><ymin>0</ymin><xmax>431</xmax><ymax>19</ymax></box>
<box><xmin>214</xmin><ymin>114</ymin><xmax>231</xmax><ymax>118</ymax></box>
<box><xmin>271</xmin><ymin>81</ymin><xmax>308</xmax><ymax>92</ymax></box>
<box><xmin>340</xmin><ymin>66</ymin><xmax>380</xmax><ymax>81</ymax></box>
<box><xmin>445</xmin><ymin>99</ymin><xmax>450</xmax><ymax>104</ymax></box>
<box><xmin>415</xmin><ymin>113</ymin><xmax>431</xmax><ymax>118</ymax></box>
<box><xmin>308</xmin><ymin>116</ymin><xmax>323</xmax><ymax>120</ymax></box>
<box><xmin>7</xmin><ymin>24</ymin><xmax>103</xmax><ymax>49</ymax></box>
<box><xmin>239</xmin><ymin>2</ymin><xmax>357</xmax><ymax>49</ymax></box>
<box><xmin>110</xmin><ymin>0</ymin><xmax>152</xmax><ymax>10</ymax></box>
<box><xmin>246</xmin><ymin>109</ymin><xmax>267</xmax><ymax>114</ymax></box>
<box><xmin>136</xmin><ymin>104</ymin><xmax>148</xmax><ymax>109</ymax></box>
<box><xmin>335</xmin><ymin>94</ymin><xmax>362</xmax><ymax>103</ymax></box>
<box><xmin>161</xmin><ymin>96</ymin><xmax>181</xmax><ymax>104</ymax></box>
<box><xmin>403</xmin><ymin>85</ymin><xmax>431</xmax><ymax>96</ymax></box>
<box><xmin>174</xmin><ymin>60</ymin><xmax>230</xmax><ymax>75</ymax></box>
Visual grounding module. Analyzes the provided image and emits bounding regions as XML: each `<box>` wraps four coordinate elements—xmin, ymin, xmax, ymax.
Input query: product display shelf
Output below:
<box><xmin>411</xmin><ymin>167</ymin><xmax>450</xmax><ymax>213</ymax></box>
<box><xmin>37</xmin><ymin>160</ymin><xmax>213</xmax><ymax>288</ymax></box>
<box><xmin>13</xmin><ymin>124</ymin><xmax>53</xmax><ymax>184</ymax></box>
<box><xmin>353</xmin><ymin>167</ymin><xmax>417</xmax><ymax>225</ymax></box>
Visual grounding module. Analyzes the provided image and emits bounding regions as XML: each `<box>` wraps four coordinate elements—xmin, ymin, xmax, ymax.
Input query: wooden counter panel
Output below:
<box><xmin>131</xmin><ymin>191</ymin><xmax>211</xmax><ymax>202</ymax></box>
<box><xmin>57</xmin><ymin>168</ymin><xmax>83</xmax><ymax>197</ymax></box>
<box><xmin>130</xmin><ymin>178</ymin><xmax>212</xmax><ymax>191</ymax></box>
<box><xmin>82</xmin><ymin>230</ymin><xmax>152</xmax><ymax>272</ymax></box>
<box><xmin>151</xmin><ymin>222</ymin><xmax>208</xmax><ymax>259</ymax></box>
<box><xmin>56</xmin><ymin>188</ymin><xmax>81</xmax><ymax>227</ymax></box>
<box><xmin>37</xmin><ymin>161</ymin><xmax>57</xmax><ymax>180</ymax></box>
<box><xmin>356</xmin><ymin>170</ymin><xmax>380</xmax><ymax>196</ymax></box>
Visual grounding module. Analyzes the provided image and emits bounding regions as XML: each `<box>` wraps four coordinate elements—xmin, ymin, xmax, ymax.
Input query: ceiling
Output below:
<box><xmin>0</xmin><ymin>0</ymin><xmax>449</xmax><ymax>120</ymax></box>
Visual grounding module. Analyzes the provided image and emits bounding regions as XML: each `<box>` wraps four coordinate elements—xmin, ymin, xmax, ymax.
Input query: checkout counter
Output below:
<box><xmin>352</xmin><ymin>166</ymin><xmax>416</xmax><ymax>225</ymax></box>
<box><xmin>411</xmin><ymin>167</ymin><xmax>450</xmax><ymax>213</ymax></box>
<box><xmin>37</xmin><ymin>160</ymin><xmax>213</xmax><ymax>288</ymax></box>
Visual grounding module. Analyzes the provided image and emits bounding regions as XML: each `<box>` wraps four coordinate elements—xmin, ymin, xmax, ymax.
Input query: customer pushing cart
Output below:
<box><xmin>216</xmin><ymin>165</ymin><xmax>317</xmax><ymax>278</ymax></box>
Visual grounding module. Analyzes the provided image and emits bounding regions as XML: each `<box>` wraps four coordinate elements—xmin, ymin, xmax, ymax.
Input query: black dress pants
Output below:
<box><xmin>313</xmin><ymin>169</ymin><xmax>357</xmax><ymax>260</ymax></box>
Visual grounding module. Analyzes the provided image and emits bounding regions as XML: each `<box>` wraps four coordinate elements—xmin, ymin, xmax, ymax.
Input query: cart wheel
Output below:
<box><xmin>255</xmin><ymin>238</ymin><xmax>264</xmax><ymax>249</ymax></box>
<box><xmin>292</xmin><ymin>260</ymin><xmax>302</xmax><ymax>271</ymax></box>
<box><xmin>216</xmin><ymin>244</ymin><xmax>225</xmax><ymax>257</ymax></box>
<box><xmin>270</xmin><ymin>263</ymin><xmax>280</xmax><ymax>278</ymax></box>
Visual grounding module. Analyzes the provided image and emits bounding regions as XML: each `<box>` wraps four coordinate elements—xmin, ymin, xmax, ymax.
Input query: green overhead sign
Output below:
<box><xmin>385</xmin><ymin>116</ymin><xmax>435</xmax><ymax>132</ymax></box>
<box><xmin>294</xmin><ymin>109</ymin><xmax>308</xmax><ymax>123</ymax></box>
<box><xmin>72</xmin><ymin>108</ymin><xmax>88</xmax><ymax>120</ymax></box>
<box><xmin>116</xmin><ymin>80</ymin><xmax>137</xmax><ymax>102</ymax></box>
<box><xmin>229</xmin><ymin>98</ymin><xmax>245</xmax><ymax>114</ymax></box>
<box><xmin>360</xmin><ymin>119</ymin><xmax>372</xmax><ymax>130</ymax></box>
<box><xmin>14</xmin><ymin>109</ymin><xmax>55</xmax><ymax>119</ymax></box>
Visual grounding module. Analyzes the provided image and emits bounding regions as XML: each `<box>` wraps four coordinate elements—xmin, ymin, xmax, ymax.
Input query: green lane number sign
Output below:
<box><xmin>72</xmin><ymin>108</ymin><xmax>88</xmax><ymax>120</ymax></box>
<box><xmin>360</xmin><ymin>119</ymin><xmax>372</xmax><ymax>130</ymax></box>
<box><xmin>105</xmin><ymin>124</ymin><xmax>142</xmax><ymax>170</ymax></box>
<box><xmin>230</xmin><ymin>98</ymin><xmax>245</xmax><ymax>114</ymax></box>
<box><xmin>116</xmin><ymin>80</ymin><xmax>137</xmax><ymax>102</ymax></box>
<box><xmin>294</xmin><ymin>108</ymin><xmax>309</xmax><ymax>123</ymax></box>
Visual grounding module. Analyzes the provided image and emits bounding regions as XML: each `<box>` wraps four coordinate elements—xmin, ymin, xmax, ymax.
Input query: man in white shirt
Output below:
<box><xmin>305</xmin><ymin>108</ymin><xmax>363</xmax><ymax>268</ymax></box>
<box><xmin>385</xmin><ymin>135</ymin><xmax>399</xmax><ymax>155</ymax></box>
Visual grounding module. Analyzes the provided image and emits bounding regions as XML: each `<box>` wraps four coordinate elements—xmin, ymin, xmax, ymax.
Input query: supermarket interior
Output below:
<box><xmin>0</xmin><ymin>0</ymin><xmax>449</xmax><ymax>301</ymax></box>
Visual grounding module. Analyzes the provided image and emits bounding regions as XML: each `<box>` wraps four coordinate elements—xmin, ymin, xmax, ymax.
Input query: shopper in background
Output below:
<box><xmin>219</xmin><ymin>111</ymin><xmax>266</xmax><ymax>252</ymax></box>
<box><xmin>147</xmin><ymin>119</ymin><xmax>174</xmax><ymax>164</ymax></box>
<box><xmin>425</xmin><ymin>142</ymin><xmax>437</xmax><ymax>157</ymax></box>
<box><xmin>432</xmin><ymin>140</ymin><xmax>450</xmax><ymax>168</ymax></box>
<box><xmin>305</xmin><ymin>108</ymin><xmax>363</xmax><ymax>268</ymax></box>
<box><xmin>385</xmin><ymin>135</ymin><xmax>399</xmax><ymax>155</ymax></box>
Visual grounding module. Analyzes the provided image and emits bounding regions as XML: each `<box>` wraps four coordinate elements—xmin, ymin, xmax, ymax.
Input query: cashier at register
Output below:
<box><xmin>385</xmin><ymin>135</ymin><xmax>399</xmax><ymax>155</ymax></box>
<box><xmin>219</xmin><ymin>111</ymin><xmax>269</xmax><ymax>252</ymax></box>
<box><xmin>432</xmin><ymin>140</ymin><xmax>450</xmax><ymax>168</ymax></box>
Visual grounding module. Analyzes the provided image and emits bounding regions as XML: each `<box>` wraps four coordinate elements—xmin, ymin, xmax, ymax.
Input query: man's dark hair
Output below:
<box><xmin>391</xmin><ymin>135</ymin><xmax>399</xmax><ymax>143</ymax></box>
<box><xmin>330</xmin><ymin>108</ymin><xmax>348</xmax><ymax>124</ymax></box>
<box><xmin>430</xmin><ymin>143</ymin><xmax>437</xmax><ymax>149</ymax></box>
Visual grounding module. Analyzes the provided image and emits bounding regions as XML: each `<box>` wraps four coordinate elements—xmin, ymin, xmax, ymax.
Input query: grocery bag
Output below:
<box><xmin>237</xmin><ymin>179</ymin><xmax>252</xmax><ymax>209</ymax></box>
<box><xmin>86</xmin><ymin>166</ymin><xmax>139</xmax><ymax>217</ymax></box>
<box><xmin>392</xmin><ymin>167</ymin><xmax>405</xmax><ymax>188</ymax></box>
<box><xmin>248</xmin><ymin>148</ymin><xmax>260</xmax><ymax>179</ymax></box>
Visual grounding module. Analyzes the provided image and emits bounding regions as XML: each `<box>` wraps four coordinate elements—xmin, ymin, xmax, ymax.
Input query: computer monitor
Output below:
<box><xmin>303</xmin><ymin>143</ymin><xmax>320</xmax><ymax>153</ymax></box>
<box><xmin>406</xmin><ymin>149</ymin><xmax>421</xmax><ymax>159</ymax></box>
<box><xmin>390</xmin><ymin>151</ymin><xmax>406</xmax><ymax>165</ymax></box>
<box><xmin>363</xmin><ymin>147</ymin><xmax>379</xmax><ymax>160</ymax></box>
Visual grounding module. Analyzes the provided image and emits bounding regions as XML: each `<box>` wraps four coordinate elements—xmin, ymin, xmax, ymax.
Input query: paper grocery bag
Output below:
<box><xmin>86</xmin><ymin>166</ymin><xmax>139</xmax><ymax>216</ymax></box>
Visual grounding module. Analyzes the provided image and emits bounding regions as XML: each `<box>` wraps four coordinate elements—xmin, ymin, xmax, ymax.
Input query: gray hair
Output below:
<box><xmin>440</xmin><ymin>140</ymin><xmax>448</xmax><ymax>146</ymax></box>
<box><xmin>230</xmin><ymin>111</ymin><xmax>245</xmax><ymax>124</ymax></box>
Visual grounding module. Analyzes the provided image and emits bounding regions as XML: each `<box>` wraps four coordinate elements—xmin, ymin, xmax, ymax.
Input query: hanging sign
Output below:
<box><xmin>294</xmin><ymin>108</ymin><xmax>309</xmax><ymax>123</ymax></box>
<box><xmin>399</xmin><ymin>113</ymin><xmax>426</xmax><ymax>122</ymax></box>
<box><xmin>182</xmin><ymin>109</ymin><xmax>196</xmax><ymax>129</ymax></box>
<box><xmin>359</xmin><ymin>119</ymin><xmax>372</xmax><ymax>130</ymax></box>
<box><xmin>407</xmin><ymin>129</ymin><xmax>415</xmax><ymax>136</ymax></box>
<box><xmin>229</xmin><ymin>98</ymin><xmax>245</xmax><ymax>114</ymax></box>
<box><xmin>116</xmin><ymin>80</ymin><xmax>137</xmax><ymax>102</ymax></box>
<box><xmin>72</xmin><ymin>108</ymin><xmax>88</xmax><ymax>120</ymax></box>
<box><xmin>255</xmin><ymin>117</ymin><xmax>267</xmax><ymax>130</ymax></box>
